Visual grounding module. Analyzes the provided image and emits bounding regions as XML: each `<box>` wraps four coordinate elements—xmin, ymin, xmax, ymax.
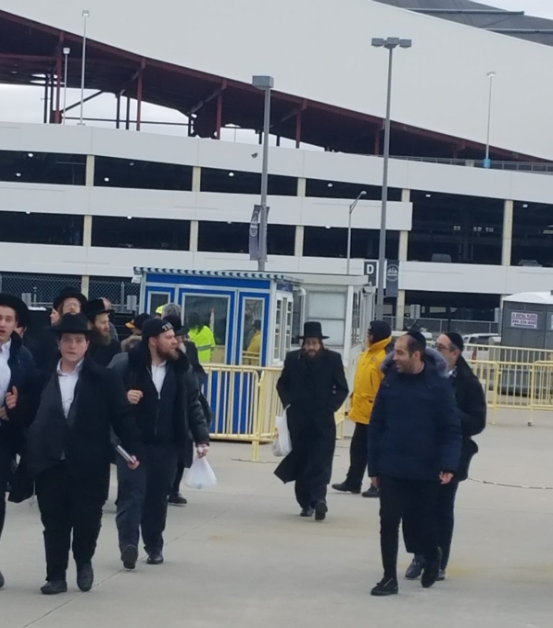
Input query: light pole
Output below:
<box><xmin>346</xmin><ymin>191</ymin><xmax>367</xmax><ymax>275</ymax></box>
<box><xmin>371</xmin><ymin>37</ymin><xmax>412</xmax><ymax>320</ymax></box>
<box><xmin>62</xmin><ymin>47</ymin><xmax>70</xmax><ymax>125</ymax></box>
<box><xmin>79</xmin><ymin>10</ymin><xmax>90</xmax><ymax>125</ymax></box>
<box><xmin>252</xmin><ymin>75</ymin><xmax>274</xmax><ymax>272</ymax></box>
<box><xmin>484</xmin><ymin>71</ymin><xmax>496</xmax><ymax>169</ymax></box>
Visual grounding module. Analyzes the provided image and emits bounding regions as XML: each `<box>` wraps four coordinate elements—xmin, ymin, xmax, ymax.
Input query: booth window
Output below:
<box><xmin>183</xmin><ymin>294</ymin><xmax>229</xmax><ymax>364</ymax></box>
<box><xmin>242</xmin><ymin>298</ymin><xmax>265</xmax><ymax>365</ymax></box>
<box><xmin>148</xmin><ymin>293</ymin><xmax>170</xmax><ymax>316</ymax></box>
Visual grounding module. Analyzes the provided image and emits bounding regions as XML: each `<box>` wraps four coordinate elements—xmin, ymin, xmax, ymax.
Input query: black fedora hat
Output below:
<box><xmin>299</xmin><ymin>321</ymin><xmax>329</xmax><ymax>340</ymax></box>
<box><xmin>84</xmin><ymin>298</ymin><xmax>114</xmax><ymax>320</ymax></box>
<box><xmin>0</xmin><ymin>294</ymin><xmax>30</xmax><ymax>328</ymax></box>
<box><xmin>53</xmin><ymin>287</ymin><xmax>88</xmax><ymax>312</ymax></box>
<box><xmin>51</xmin><ymin>313</ymin><xmax>93</xmax><ymax>337</ymax></box>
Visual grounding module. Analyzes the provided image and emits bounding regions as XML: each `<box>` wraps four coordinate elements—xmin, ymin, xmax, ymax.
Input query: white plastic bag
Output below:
<box><xmin>272</xmin><ymin>410</ymin><xmax>292</xmax><ymax>457</ymax></box>
<box><xmin>184</xmin><ymin>457</ymin><xmax>218</xmax><ymax>489</ymax></box>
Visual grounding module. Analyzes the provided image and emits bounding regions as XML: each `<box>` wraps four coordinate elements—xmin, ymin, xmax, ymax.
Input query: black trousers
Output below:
<box><xmin>116</xmin><ymin>444</ymin><xmax>177</xmax><ymax>554</ymax></box>
<box><xmin>35</xmin><ymin>462</ymin><xmax>104</xmax><ymax>582</ymax></box>
<box><xmin>379</xmin><ymin>475</ymin><xmax>440</xmax><ymax>580</ymax></box>
<box><xmin>403</xmin><ymin>479</ymin><xmax>460</xmax><ymax>570</ymax></box>
<box><xmin>171</xmin><ymin>441</ymin><xmax>193</xmax><ymax>495</ymax></box>
<box><xmin>0</xmin><ymin>438</ymin><xmax>12</xmax><ymax>546</ymax></box>
<box><xmin>294</xmin><ymin>429</ymin><xmax>336</xmax><ymax>510</ymax></box>
<box><xmin>345</xmin><ymin>423</ymin><xmax>369</xmax><ymax>490</ymax></box>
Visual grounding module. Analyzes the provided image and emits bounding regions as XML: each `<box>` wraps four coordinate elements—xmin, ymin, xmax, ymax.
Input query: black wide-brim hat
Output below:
<box><xmin>298</xmin><ymin>321</ymin><xmax>329</xmax><ymax>340</ymax></box>
<box><xmin>84</xmin><ymin>298</ymin><xmax>114</xmax><ymax>320</ymax></box>
<box><xmin>0</xmin><ymin>293</ymin><xmax>30</xmax><ymax>328</ymax></box>
<box><xmin>53</xmin><ymin>287</ymin><xmax>88</xmax><ymax>311</ymax></box>
<box><xmin>50</xmin><ymin>313</ymin><xmax>93</xmax><ymax>337</ymax></box>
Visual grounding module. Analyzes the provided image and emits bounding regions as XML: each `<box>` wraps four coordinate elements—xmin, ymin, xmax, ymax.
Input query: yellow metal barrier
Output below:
<box><xmin>467</xmin><ymin>343</ymin><xmax>553</xmax><ymax>365</ymax></box>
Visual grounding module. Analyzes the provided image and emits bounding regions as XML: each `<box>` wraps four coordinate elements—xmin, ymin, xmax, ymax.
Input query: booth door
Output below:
<box><xmin>236</xmin><ymin>292</ymin><xmax>269</xmax><ymax>366</ymax></box>
<box><xmin>180</xmin><ymin>288</ymin><xmax>235</xmax><ymax>365</ymax></box>
<box><xmin>273</xmin><ymin>293</ymin><xmax>294</xmax><ymax>365</ymax></box>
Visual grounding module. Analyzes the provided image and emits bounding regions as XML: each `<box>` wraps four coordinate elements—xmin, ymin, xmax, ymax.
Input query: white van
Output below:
<box><xmin>463</xmin><ymin>333</ymin><xmax>501</xmax><ymax>361</ymax></box>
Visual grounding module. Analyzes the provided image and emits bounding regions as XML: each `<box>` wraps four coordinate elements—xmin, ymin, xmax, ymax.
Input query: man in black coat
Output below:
<box><xmin>0</xmin><ymin>294</ymin><xmax>36</xmax><ymax>590</ymax></box>
<box><xmin>403</xmin><ymin>332</ymin><xmax>486</xmax><ymax>582</ymax></box>
<box><xmin>275</xmin><ymin>322</ymin><xmax>349</xmax><ymax>521</ymax></box>
<box><xmin>84</xmin><ymin>299</ymin><xmax>121</xmax><ymax>367</ymax></box>
<box><xmin>367</xmin><ymin>332</ymin><xmax>462</xmax><ymax>596</ymax></box>
<box><xmin>26</xmin><ymin>314</ymin><xmax>140</xmax><ymax>596</ymax></box>
<box><xmin>109</xmin><ymin>318</ymin><xmax>210</xmax><ymax>569</ymax></box>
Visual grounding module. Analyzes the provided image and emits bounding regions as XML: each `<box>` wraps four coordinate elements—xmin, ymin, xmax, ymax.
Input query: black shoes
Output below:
<box><xmin>121</xmin><ymin>544</ymin><xmax>139</xmax><ymax>570</ymax></box>
<box><xmin>41</xmin><ymin>580</ymin><xmax>68</xmax><ymax>595</ymax></box>
<box><xmin>371</xmin><ymin>577</ymin><xmax>399</xmax><ymax>597</ymax></box>
<box><xmin>0</xmin><ymin>568</ymin><xmax>4</xmax><ymax>590</ymax></box>
<box><xmin>314</xmin><ymin>501</ymin><xmax>328</xmax><ymax>522</ymax></box>
<box><xmin>421</xmin><ymin>548</ymin><xmax>443</xmax><ymax>589</ymax></box>
<box><xmin>362</xmin><ymin>486</ymin><xmax>380</xmax><ymax>498</ymax></box>
<box><xmin>76</xmin><ymin>563</ymin><xmax>94</xmax><ymax>592</ymax></box>
<box><xmin>331</xmin><ymin>482</ymin><xmax>361</xmax><ymax>494</ymax></box>
<box><xmin>300</xmin><ymin>507</ymin><xmax>314</xmax><ymax>517</ymax></box>
<box><xmin>168</xmin><ymin>492</ymin><xmax>188</xmax><ymax>506</ymax></box>
<box><xmin>405</xmin><ymin>555</ymin><xmax>426</xmax><ymax>580</ymax></box>
<box><xmin>146</xmin><ymin>552</ymin><xmax>164</xmax><ymax>565</ymax></box>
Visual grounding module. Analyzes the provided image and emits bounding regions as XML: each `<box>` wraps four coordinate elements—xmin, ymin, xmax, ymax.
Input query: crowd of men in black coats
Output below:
<box><xmin>0</xmin><ymin>288</ymin><xmax>210</xmax><ymax>595</ymax></box>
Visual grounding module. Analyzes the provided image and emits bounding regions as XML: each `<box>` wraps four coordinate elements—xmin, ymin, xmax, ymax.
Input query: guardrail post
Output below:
<box><xmin>251</xmin><ymin>372</ymin><xmax>264</xmax><ymax>462</ymax></box>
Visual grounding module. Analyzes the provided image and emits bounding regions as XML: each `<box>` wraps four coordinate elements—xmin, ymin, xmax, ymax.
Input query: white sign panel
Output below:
<box><xmin>510</xmin><ymin>311</ymin><xmax>538</xmax><ymax>329</ymax></box>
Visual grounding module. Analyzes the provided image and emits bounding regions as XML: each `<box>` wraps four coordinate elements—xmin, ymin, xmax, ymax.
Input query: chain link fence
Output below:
<box><xmin>385</xmin><ymin>316</ymin><xmax>499</xmax><ymax>336</ymax></box>
<box><xmin>0</xmin><ymin>272</ymin><xmax>139</xmax><ymax>313</ymax></box>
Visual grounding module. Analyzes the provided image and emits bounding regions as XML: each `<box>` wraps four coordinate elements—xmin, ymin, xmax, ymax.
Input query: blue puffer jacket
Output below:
<box><xmin>367</xmin><ymin>349</ymin><xmax>462</xmax><ymax>481</ymax></box>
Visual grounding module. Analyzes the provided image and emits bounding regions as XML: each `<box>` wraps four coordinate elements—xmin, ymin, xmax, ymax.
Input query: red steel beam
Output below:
<box><xmin>136</xmin><ymin>59</ymin><xmax>146</xmax><ymax>130</ymax></box>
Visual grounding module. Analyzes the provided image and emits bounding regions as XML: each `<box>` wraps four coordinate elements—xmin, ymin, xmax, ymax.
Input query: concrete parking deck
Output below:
<box><xmin>1</xmin><ymin>409</ymin><xmax>552</xmax><ymax>628</ymax></box>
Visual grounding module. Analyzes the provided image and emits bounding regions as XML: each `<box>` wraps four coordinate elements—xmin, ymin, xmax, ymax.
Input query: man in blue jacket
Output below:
<box><xmin>367</xmin><ymin>331</ymin><xmax>461</xmax><ymax>597</ymax></box>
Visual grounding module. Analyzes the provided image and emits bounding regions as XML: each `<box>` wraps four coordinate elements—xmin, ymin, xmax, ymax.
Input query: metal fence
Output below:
<box><xmin>386</xmin><ymin>317</ymin><xmax>499</xmax><ymax>335</ymax></box>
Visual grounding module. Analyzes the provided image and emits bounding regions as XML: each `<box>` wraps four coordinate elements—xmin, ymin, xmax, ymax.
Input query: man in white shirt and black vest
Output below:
<box><xmin>26</xmin><ymin>314</ymin><xmax>140</xmax><ymax>596</ymax></box>
<box><xmin>0</xmin><ymin>294</ymin><xmax>35</xmax><ymax>590</ymax></box>
<box><xmin>109</xmin><ymin>318</ymin><xmax>210</xmax><ymax>570</ymax></box>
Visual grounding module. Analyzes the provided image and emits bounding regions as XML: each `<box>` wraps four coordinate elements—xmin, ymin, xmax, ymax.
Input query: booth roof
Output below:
<box><xmin>504</xmin><ymin>292</ymin><xmax>553</xmax><ymax>305</ymax></box>
<box><xmin>134</xmin><ymin>268</ymin><xmax>300</xmax><ymax>284</ymax></box>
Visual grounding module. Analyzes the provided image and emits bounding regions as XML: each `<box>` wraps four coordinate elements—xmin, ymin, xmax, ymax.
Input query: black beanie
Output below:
<box><xmin>445</xmin><ymin>332</ymin><xmax>464</xmax><ymax>352</ymax></box>
<box><xmin>369</xmin><ymin>320</ymin><xmax>392</xmax><ymax>344</ymax></box>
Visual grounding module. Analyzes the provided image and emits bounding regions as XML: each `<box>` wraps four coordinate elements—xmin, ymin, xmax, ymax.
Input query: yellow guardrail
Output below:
<box><xmin>204</xmin><ymin>363</ymin><xmax>346</xmax><ymax>461</ymax></box>
<box><xmin>466</xmin><ymin>343</ymin><xmax>553</xmax><ymax>364</ymax></box>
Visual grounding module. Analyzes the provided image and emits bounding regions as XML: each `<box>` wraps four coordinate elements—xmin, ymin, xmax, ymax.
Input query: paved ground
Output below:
<box><xmin>1</xmin><ymin>409</ymin><xmax>553</xmax><ymax>628</ymax></box>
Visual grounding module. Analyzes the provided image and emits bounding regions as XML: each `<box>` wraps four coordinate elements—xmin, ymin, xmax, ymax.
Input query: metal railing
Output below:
<box><xmin>387</xmin><ymin>317</ymin><xmax>499</xmax><ymax>335</ymax></box>
<box><xmin>393</xmin><ymin>155</ymin><xmax>553</xmax><ymax>175</ymax></box>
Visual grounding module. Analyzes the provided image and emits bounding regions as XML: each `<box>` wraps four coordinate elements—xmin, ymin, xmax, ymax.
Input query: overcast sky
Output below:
<box><xmin>491</xmin><ymin>0</ymin><xmax>553</xmax><ymax>18</ymax></box>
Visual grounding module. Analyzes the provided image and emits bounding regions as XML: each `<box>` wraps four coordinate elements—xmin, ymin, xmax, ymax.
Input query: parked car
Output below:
<box><xmin>463</xmin><ymin>333</ymin><xmax>501</xmax><ymax>361</ymax></box>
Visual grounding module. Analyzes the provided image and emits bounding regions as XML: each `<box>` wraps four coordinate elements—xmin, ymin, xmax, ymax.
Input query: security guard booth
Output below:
<box><xmin>135</xmin><ymin>268</ymin><xmax>298</xmax><ymax>367</ymax></box>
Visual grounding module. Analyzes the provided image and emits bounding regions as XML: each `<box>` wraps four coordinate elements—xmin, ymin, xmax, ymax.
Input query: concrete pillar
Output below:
<box><xmin>399</xmin><ymin>189</ymin><xmax>410</xmax><ymax>262</ymax></box>
<box><xmin>82</xmin><ymin>156</ymin><xmax>95</xmax><ymax>296</ymax></box>
<box><xmin>85</xmin><ymin>155</ymin><xmax>95</xmax><ymax>186</ymax></box>
<box><xmin>192</xmin><ymin>166</ymin><xmax>201</xmax><ymax>192</ymax></box>
<box><xmin>295</xmin><ymin>225</ymin><xmax>304</xmax><ymax>258</ymax></box>
<box><xmin>396</xmin><ymin>289</ymin><xmax>406</xmax><ymax>331</ymax></box>
<box><xmin>81</xmin><ymin>274</ymin><xmax>90</xmax><ymax>298</ymax></box>
<box><xmin>502</xmin><ymin>199</ymin><xmax>514</xmax><ymax>266</ymax></box>
<box><xmin>189</xmin><ymin>220</ymin><xmax>199</xmax><ymax>252</ymax></box>
<box><xmin>83</xmin><ymin>214</ymin><xmax>92</xmax><ymax>248</ymax></box>
<box><xmin>297</xmin><ymin>177</ymin><xmax>306</xmax><ymax>198</ymax></box>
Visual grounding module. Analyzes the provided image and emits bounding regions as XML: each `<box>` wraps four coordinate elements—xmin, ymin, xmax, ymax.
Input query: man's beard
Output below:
<box><xmin>92</xmin><ymin>328</ymin><xmax>111</xmax><ymax>346</ymax></box>
<box><xmin>302</xmin><ymin>347</ymin><xmax>323</xmax><ymax>361</ymax></box>
<box><xmin>157</xmin><ymin>346</ymin><xmax>179</xmax><ymax>361</ymax></box>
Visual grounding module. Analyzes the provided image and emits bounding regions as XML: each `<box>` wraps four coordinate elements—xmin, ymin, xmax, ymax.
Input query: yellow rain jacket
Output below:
<box><xmin>247</xmin><ymin>330</ymin><xmax>262</xmax><ymax>354</ymax></box>
<box><xmin>189</xmin><ymin>326</ymin><xmax>216</xmax><ymax>363</ymax></box>
<box><xmin>349</xmin><ymin>336</ymin><xmax>391</xmax><ymax>425</ymax></box>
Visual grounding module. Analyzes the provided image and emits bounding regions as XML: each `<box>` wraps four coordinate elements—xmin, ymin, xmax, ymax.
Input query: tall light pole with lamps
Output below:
<box><xmin>62</xmin><ymin>47</ymin><xmax>70</xmax><ymax>125</ymax></box>
<box><xmin>346</xmin><ymin>190</ymin><xmax>367</xmax><ymax>275</ymax></box>
<box><xmin>252</xmin><ymin>75</ymin><xmax>274</xmax><ymax>272</ymax></box>
<box><xmin>79</xmin><ymin>10</ymin><xmax>90</xmax><ymax>125</ymax></box>
<box><xmin>484</xmin><ymin>71</ymin><xmax>496</xmax><ymax>169</ymax></box>
<box><xmin>371</xmin><ymin>37</ymin><xmax>412</xmax><ymax>320</ymax></box>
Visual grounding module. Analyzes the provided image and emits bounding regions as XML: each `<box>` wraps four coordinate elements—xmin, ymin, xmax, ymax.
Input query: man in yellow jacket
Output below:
<box><xmin>332</xmin><ymin>320</ymin><xmax>391</xmax><ymax>498</ymax></box>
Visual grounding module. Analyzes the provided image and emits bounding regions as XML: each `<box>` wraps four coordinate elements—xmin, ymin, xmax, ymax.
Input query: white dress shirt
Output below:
<box><xmin>57</xmin><ymin>360</ymin><xmax>83</xmax><ymax>418</ymax></box>
<box><xmin>0</xmin><ymin>340</ymin><xmax>12</xmax><ymax>409</ymax></box>
<box><xmin>151</xmin><ymin>361</ymin><xmax>167</xmax><ymax>396</ymax></box>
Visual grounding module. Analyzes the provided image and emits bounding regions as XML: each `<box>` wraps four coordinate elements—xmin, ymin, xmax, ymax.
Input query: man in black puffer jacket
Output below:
<box><xmin>109</xmin><ymin>318</ymin><xmax>210</xmax><ymax>570</ymax></box>
<box><xmin>367</xmin><ymin>331</ymin><xmax>461</xmax><ymax>597</ymax></box>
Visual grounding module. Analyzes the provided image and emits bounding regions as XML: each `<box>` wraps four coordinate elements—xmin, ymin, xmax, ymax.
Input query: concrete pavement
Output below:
<box><xmin>1</xmin><ymin>409</ymin><xmax>552</xmax><ymax>628</ymax></box>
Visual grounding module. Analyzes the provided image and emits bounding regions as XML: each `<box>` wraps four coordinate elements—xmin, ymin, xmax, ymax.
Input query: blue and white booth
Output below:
<box><xmin>135</xmin><ymin>268</ymin><xmax>298</xmax><ymax>367</ymax></box>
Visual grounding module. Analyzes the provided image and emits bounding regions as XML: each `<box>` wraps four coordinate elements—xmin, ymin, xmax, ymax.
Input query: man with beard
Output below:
<box><xmin>26</xmin><ymin>314</ymin><xmax>140</xmax><ymax>595</ymax></box>
<box><xmin>0</xmin><ymin>294</ymin><xmax>35</xmax><ymax>590</ymax></box>
<box><xmin>109</xmin><ymin>318</ymin><xmax>210</xmax><ymax>568</ymax></box>
<box><xmin>275</xmin><ymin>322</ymin><xmax>349</xmax><ymax>521</ymax></box>
<box><xmin>84</xmin><ymin>299</ymin><xmax>121</xmax><ymax>367</ymax></box>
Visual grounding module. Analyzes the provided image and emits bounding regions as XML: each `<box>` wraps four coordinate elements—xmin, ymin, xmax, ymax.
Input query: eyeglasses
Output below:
<box><xmin>436</xmin><ymin>344</ymin><xmax>451</xmax><ymax>352</ymax></box>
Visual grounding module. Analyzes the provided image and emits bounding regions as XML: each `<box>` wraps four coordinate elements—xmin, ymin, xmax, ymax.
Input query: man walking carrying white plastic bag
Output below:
<box><xmin>273</xmin><ymin>410</ymin><xmax>292</xmax><ymax>457</ymax></box>
<box><xmin>185</xmin><ymin>448</ymin><xmax>217</xmax><ymax>490</ymax></box>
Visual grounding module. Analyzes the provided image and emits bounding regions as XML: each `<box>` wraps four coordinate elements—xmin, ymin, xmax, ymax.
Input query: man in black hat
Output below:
<box><xmin>26</xmin><ymin>314</ymin><xmax>140</xmax><ymax>595</ymax></box>
<box><xmin>275</xmin><ymin>321</ymin><xmax>349</xmax><ymax>521</ymax></box>
<box><xmin>367</xmin><ymin>331</ymin><xmax>462</xmax><ymax>596</ymax></box>
<box><xmin>53</xmin><ymin>287</ymin><xmax>88</xmax><ymax>317</ymax></box>
<box><xmin>122</xmin><ymin>313</ymin><xmax>151</xmax><ymax>352</ymax></box>
<box><xmin>84</xmin><ymin>299</ymin><xmax>121</xmax><ymax>367</ymax></box>
<box><xmin>403</xmin><ymin>331</ymin><xmax>486</xmax><ymax>582</ymax></box>
<box><xmin>0</xmin><ymin>294</ymin><xmax>36</xmax><ymax>590</ymax></box>
<box><xmin>109</xmin><ymin>318</ymin><xmax>210</xmax><ymax>569</ymax></box>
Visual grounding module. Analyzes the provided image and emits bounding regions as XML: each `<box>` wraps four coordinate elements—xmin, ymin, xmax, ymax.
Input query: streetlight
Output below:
<box><xmin>346</xmin><ymin>191</ymin><xmax>367</xmax><ymax>275</ymax></box>
<box><xmin>484</xmin><ymin>71</ymin><xmax>496</xmax><ymax>169</ymax></box>
<box><xmin>252</xmin><ymin>75</ymin><xmax>274</xmax><ymax>272</ymax></box>
<box><xmin>371</xmin><ymin>36</ymin><xmax>412</xmax><ymax>320</ymax></box>
<box><xmin>62</xmin><ymin>47</ymin><xmax>70</xmax><ymax>125</ymax></box>
<box><xmin>79</xmin><ymin>9</ymin><xmax>90</xmax><ymax>125</ymax></box>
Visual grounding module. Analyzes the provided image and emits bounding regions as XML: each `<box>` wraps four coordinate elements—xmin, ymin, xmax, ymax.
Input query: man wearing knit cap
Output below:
<box><xmin>403</xmin><ymin>331</ymin><xmax>486</xmax><ymax>582</ymax></box>
<box><xmin>332</xmin><ymin>320</ymin><xmax>391</xmax><ymax>498</ymax></box>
